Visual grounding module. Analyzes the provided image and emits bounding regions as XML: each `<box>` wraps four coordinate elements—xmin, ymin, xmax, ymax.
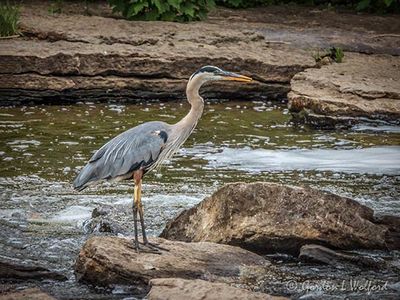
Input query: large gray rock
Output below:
<box><xmin>161</xmin><ymin>182</ymin><xmax>399</xmax><ymax>254</ymax></box>
<box><xmin>147</xmin><ymin>278</ymin><xmax>287</xmax><ymax>300</ymax></box>
<box><xmin>288</xmin><ymin>53</ymin><xmax>400</xmax><ymax>127</ymax></box>
<box><xmin>74</xmin><ymin>236</ymin><xmax>267</xmax><ymax>288</ymax></box>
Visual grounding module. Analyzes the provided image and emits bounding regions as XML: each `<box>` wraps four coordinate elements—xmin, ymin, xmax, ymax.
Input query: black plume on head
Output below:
<box><xmin>190</xmin><ymin>66</ymin><xmax>222</xmax><ymax>80</ymax></box>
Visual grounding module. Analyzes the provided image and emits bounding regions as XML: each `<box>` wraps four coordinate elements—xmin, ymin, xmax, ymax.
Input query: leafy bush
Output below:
<box><xmin>107</xmin><ymin>0</ymin><xmax>216</xmax><ymax>22</ymax></box>
<box><xmin>216</xmin><ymin>0</ymin><xmax>399</xmax><ymax>12</ymax></box>
<box><xmin>0</xmin><ymin>3</ymin><xmax>19</xmax><ymax>37</ymax></box>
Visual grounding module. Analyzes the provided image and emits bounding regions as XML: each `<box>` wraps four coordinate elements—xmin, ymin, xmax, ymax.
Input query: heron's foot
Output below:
<box><xmin>142</xmin><ymin>240</ymin><xmax>169</xmax><ymax>252</ymax></box>
<box><xmin>130</xmin><ymin>240</ymin><xmax>165</xmax><ymax>255</ymax></box>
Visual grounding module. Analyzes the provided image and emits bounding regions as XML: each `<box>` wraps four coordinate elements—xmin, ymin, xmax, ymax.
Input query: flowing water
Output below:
<box><xmin>0</xmin><ymin>101</ymin><xmax>399</xmax><ymax>299</ymax></box>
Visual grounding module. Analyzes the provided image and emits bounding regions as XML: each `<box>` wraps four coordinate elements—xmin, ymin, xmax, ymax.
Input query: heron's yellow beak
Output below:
<box><xmin>222</xmin><ymin>71</ymin><xmax>252</xmax><ymax>82</ymax></box>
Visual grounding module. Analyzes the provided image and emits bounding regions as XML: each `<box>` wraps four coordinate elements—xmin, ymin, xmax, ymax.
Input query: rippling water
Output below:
<box><xmin>0</xmin><ymin>101</ymin><xmax>399</xmax><ymax>298</ymax></box>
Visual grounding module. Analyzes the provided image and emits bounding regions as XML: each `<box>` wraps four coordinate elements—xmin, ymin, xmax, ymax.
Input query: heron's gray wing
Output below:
<box><xmin>73</xmin><ymin>121</ymin><xmax>169</xmax><ymax>190</ymax></box>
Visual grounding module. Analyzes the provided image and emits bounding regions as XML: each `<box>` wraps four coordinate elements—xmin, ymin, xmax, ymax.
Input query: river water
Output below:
<box><xmin>0</xmin><ymin>101</ymin><xmax>399</xmax><ymax>299</ymax></box>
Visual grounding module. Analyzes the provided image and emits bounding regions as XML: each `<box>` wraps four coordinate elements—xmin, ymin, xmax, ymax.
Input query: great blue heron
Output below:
<box><xmin>73</xmin><ymin>66</ymin><xmax>252</xmax><ymax>251</ymax></box>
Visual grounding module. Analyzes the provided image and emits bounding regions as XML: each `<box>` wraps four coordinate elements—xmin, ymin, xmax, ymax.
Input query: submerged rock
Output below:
<box><xmin>83</xmin><ymin>205</ymin><xmax>124</xmax><ymax>234</ymax></box>
<box><xmin>74</xmin><ymin>236</ymin><xmax>267</xmax><ymax>288</ymax></box>
<box><xmin>288</xmin><ymin>53</ymin><xmax>400</xmax><ymax>128</ymax></box>
<box><xmin>0</xmin><ymin>260</ymin><xmax>67</xmax><ymax>281</ymax></box>
<box><xmin>161</xmin><ymin>182</ymin><xmax>398</xmax><ymax>254</ymax></box>
<box><xmin>299</xmin><ymin>244</ymin><xmax>385</xmax><ymax>269</ymax></box>
<box><xmin>147</xmin><ymin>278</ymin><xmax>287</xmax><ymax>300</ymax></box>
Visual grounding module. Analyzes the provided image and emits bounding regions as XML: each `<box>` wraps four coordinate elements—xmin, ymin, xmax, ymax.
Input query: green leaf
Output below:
<box><xmin>356</xmin><ymin>0</ymin><xmax>371</xmax><ymax>11</ymax></box>
<box><xmin>181</xmin><ymin>2</ymin><xmax>195</xmax><ymax>17</ymax></box>
<box><xmin>153</xmin><ymin>0</ymin><xmax>169</xmax><ymax>14</ymax></box>
<box><xmin>167</xmin><ymin>0</ymin><xmax>182</xmax><ymax>9</ymax></box>
<box><xmin>126</xmin><ymin>1</ymin><xmax>148</xmax><ymax>18</ymax></box>
<box><xmin>384</xmin><ymin>0</ymin><xmax>393</xmax><ymax>7</ymax></box>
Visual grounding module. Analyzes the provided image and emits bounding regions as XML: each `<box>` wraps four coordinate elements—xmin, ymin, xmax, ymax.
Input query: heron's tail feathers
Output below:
<box><xmin>73</xmin><ymin>164</ymin><xmax>98</xmax><ymax>191</ymax></box>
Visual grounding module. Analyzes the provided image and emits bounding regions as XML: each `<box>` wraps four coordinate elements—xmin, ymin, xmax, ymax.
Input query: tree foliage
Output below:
<box><xmin>107</xmin><ymin>0</ymin><xmax>216</xmax><ymax>22</ymax></box>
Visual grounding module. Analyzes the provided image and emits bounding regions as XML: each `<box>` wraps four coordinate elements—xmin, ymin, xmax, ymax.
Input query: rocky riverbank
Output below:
<box><xmin>72</xmin><ymin>182</ymin><xmax>400</xmax><ymax>299</ymax></box>
<box><xmin>0</xmin><ymin>1</ymin><xmax>399</xmax><ymax>126</ymax></box>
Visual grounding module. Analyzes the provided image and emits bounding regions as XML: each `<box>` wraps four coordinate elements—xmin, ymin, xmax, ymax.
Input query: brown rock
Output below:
<box><xmin>74</xmin><ymin>236</ymin><xmax>267</xmax><ymax>288</ymax></box>
<box><xmin>0</xmin><ymin>288</ymin><xmax>55</xmax><ymax>300</ymax></box>
<box><xmin>0</xmin><ymin>4</ymin><xmax>316</xmax><ymax>104</ymax></box>
<box><xmin>288</xmin><ymin>53</ymin><xmax>400</xmax><ymax>127</ymax></box>
<box><xmin>0</xmin><ymin>73</ymin><xmax>287</xmax><ymax>105</ymax></box>
<box><xmin>147</xmin><ymin>278</ymin><xmax>287</xmax><ymax>300</ymax></box>
<box><xmin>161</xmin><ymin>182</ymin><xmax>393</xmax><ymax>254</ymax></box>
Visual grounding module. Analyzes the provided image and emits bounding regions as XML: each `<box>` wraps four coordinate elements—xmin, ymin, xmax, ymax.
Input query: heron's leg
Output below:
<box><xmin>135</xmin><ymin>175</ymin><xmax>169</xmax><ymax>252</ymax></box>
<box><xmin>132</xmin><ymin>181</ymin><xmax>140</xmax><ymax>251</ymax></box>
<box><xmin>136</xmin><ymin>179</ymin><xmax>149</xmax><ymax>244</ymax></box>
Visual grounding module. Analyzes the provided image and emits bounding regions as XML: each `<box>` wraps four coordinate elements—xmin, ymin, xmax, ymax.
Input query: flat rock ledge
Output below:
<box><xmin>288</xmin><ymin>53</ymin><xmax>400</xmax><ymax>128</ymax></box>
<box><xmin>161</xmin><ymin>182</ymin><xmax>400</xmax><ymax>254</ymax></box>
<box><xmin>74</xmin><ymin>236</ymin><xmax>268</xmax><ymax>290</ymax></box>
<box><xmin>0</xmin><ymin>288</ymin><xmax>55</xmax><ymax>300</ymax></box>
<box><xmin>0</xmin><ymin>6</ymin><xmax>316</xmax><ymax>104</ymax></box>
<box><xmin>147</xmin><ymin>278</ymin><xmax>287</xmax><ymax>300</ymax></box>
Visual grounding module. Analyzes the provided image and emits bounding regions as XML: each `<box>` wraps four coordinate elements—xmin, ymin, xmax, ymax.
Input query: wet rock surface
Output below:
<box><xmin>74</xmin><ymin>236</ymin><xmax>268</xmax><ymax>295</ymax></box>
<box><xmin>288</xmin><ymin>53</ymin><xmax>400</xmax><ymax>127</ymax></box>
<box><xmin>147</xmin><ymin>278</ymin><xmax>287</xmax><ymax>300</ymax></box>
<box><xmin>161</xmin><ymin>182</ymin><xmax>399</xmax><ymax>254</ymax></box>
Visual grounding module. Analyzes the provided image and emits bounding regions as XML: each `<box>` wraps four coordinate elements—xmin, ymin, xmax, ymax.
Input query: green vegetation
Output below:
<box><xmin>0</xmin><ymin>3</ymin><xmax>19</xmax><ymax>37</ymax></box>
<box><xmin>107</xmin><ymin>0</ymin><xmax>216</xmax><ymax>21</ymax></box>
<box><xmin>48</xmin><ymin>0</ymin><xmax>64</xmax><ymax>14</ymax></box>
<box><xmin>313</xmin><ymin>47</ymin><xmax>345</xmax><ymax>63</ymax></box>
<box><xmin>216</xmin><ymin>0</ymin><xmax>399</xmax><ymax>12</ymax></box>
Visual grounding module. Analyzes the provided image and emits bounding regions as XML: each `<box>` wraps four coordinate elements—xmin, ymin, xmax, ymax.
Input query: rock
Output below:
<box><xmin>74</xmin><ymin>236</ymin><xmax>267</xmax><ymax>289</ymax></box>
<box><xmin>91</xmin><ymin>206</ymin><xmax>113</xmax><ymax>218</ymax></box>
<box><xmin>0</xmin><ymin>3</ymin><xmax>315</xmax><ymax>104</ymax></box>
<box><xmin>1</xmin><ymin>3</ymin><xmax>399</xmax><ymax>105</ymax></box>
<box><xmin>161</xmin><ymin>182</ymin><xmax>396</xmax><ymax>254</ymax></box>
<box><xmin>82</xmin><ymin>217</ymin><xmax>125</xmax><ymax>234</ymax></box>
<box><xmin>82</xmin><ymin>205</ymin><xmax>125</xmax><ymax>234</ymax></box>
<box><xmin>0</xmin><ymin>73</ymin><xmax>288</xmax><ymax>105</ymax></box>
<box><xmin>147</xmin><ymin>278</ymin><xmax>287</xmax><ymax>300</ymax></box>
<box><xmin>0</xmin><ymin>288</ymin><xmax>55</xmax><ymax>300</ymax></box>
<box><xmin>374</xmin><ymin>215</ymin><xmax>400</xmax><ymax>251</ymax></box>
<box><xmin>288</xmin><ymin>53</ymin><xmax>400</xmax><ymax>128</ymax></box>
<box><xmin>299</xmin><ymin>244</ymin><xmax>385</xmax><ymax>269</ymax></box>
<box><xmin>0</xmin><ymin>260</ymin><xmax>67</xmax><ymax>281</ymax></box>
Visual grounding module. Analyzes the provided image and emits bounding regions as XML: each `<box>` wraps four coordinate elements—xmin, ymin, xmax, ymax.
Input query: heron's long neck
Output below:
<box><xmin>172</xmin><ymin>78</ymin><xmax>204</xmax><ymax>140</ymax></box>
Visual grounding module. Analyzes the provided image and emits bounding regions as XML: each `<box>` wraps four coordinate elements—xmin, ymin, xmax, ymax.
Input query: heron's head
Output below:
<box><xmin>189</xmin><ymin>66</ymin><xmax>252</xmax><ymax>85</ymax></box>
